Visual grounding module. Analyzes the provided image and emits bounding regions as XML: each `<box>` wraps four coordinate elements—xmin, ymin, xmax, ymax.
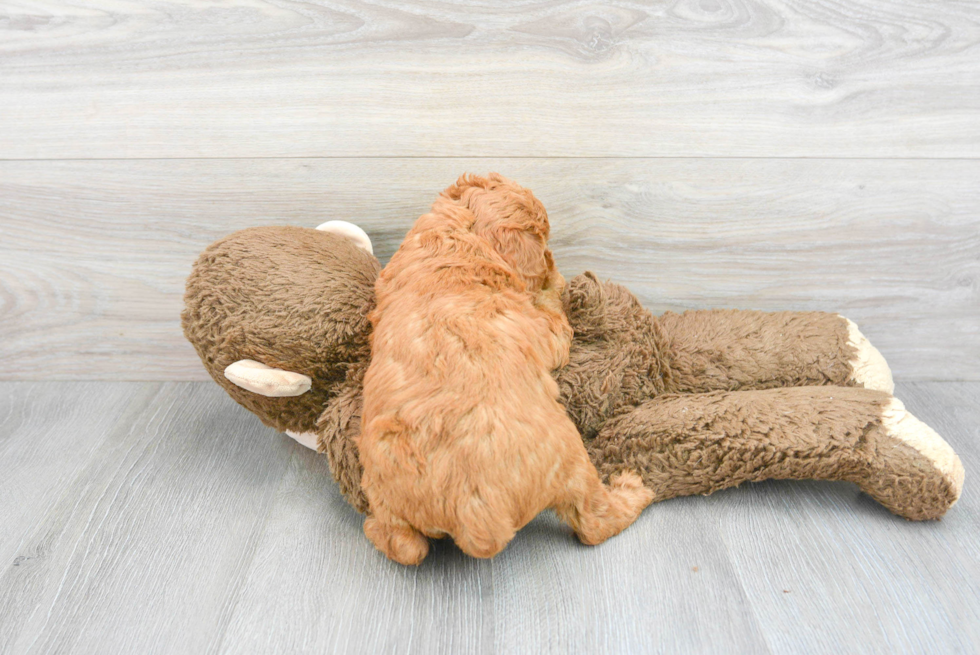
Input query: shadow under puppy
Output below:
<box><xmin>359</xmin><ymin>173</ymin><xmax>654</xmax><ymax>565</ymax></box>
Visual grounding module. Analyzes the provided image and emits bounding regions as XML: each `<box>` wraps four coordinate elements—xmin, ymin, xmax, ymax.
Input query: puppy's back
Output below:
<box><xmin>359</xmin><ymin>175</ymin><xmax>651</xmax><ymax>566</ymax></box>
<box><xmin>361</xmin><ymin>240</ymin><xmax>572</xmax><ymax>535</ymax></box>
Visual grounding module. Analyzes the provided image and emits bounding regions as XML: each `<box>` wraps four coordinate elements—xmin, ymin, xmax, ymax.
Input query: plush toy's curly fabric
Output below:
<box><xmin>589</xmin><ymin>387</ymin><xmax>961</xmax><ymax>521</ymax></box>
<box><xmin>183</xmin><ymin>225</ymin><xmax>964</xmax><ymax>522</ymax></box>
<box><xmin>558</xmin><ymin>273</ymin><xmax>673</xmax><ymax>439</ymax></box>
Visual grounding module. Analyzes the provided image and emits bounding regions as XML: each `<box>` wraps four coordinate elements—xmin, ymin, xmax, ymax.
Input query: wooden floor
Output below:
<box><xmin>0</xmin><ymin>380</ymin><xmax>977</xmax><ymax>654</ymax></box>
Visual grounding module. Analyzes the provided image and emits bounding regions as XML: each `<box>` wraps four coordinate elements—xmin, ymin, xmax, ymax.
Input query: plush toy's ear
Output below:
<box><xmin>224</xmin><ymin>360</ymin><xmax>312</xmax><ymax>397</ymax></box>
<box><xmin>316</xmin><ymin>220</ymin><xmax>374</xmax><ymax>255</ymax></box>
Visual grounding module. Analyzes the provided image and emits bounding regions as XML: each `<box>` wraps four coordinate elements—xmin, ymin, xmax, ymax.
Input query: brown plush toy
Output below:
<box><xmin>182</xmin><ymin>188</ymin><xmax>964</xmax><ymax>528</ymax></box>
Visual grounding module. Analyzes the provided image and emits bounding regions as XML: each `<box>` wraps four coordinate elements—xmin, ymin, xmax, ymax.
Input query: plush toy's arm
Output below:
<box><xmin>315</xmin><ymin>368</ymin><xmax>370</xmax><ymax>514</ymax></box>
<box><xmin>588</xmin><ymin>386</ymin><xmax>963</xmax><ymax>520</ymax></box>
<box><xmin>658</xmin><ymin>310</ymin><xmax>893</xmax><ymax>394</ymax></box>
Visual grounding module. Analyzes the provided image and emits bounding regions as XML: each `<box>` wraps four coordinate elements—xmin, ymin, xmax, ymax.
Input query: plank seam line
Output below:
<box><xmin>1</xmin><ymin>156</ymin><xmax>979</xmax><ymax>163</ymax></box>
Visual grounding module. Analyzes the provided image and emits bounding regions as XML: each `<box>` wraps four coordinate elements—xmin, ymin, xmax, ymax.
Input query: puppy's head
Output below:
<box><xmin>443</xmin><ymin>173</ymin><xmax>555</xmax><ymax>291</ymax></box>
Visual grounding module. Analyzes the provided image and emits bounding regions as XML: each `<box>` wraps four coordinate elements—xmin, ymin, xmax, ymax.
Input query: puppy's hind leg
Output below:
<box><xmin>364</xmin><ymin>505</ymin><xmax>430</xmax><ymax>566</ymax></box>
<box><xmin>452</xmin><ymin>498</ymin><xmax>518</xmax><ymax>559</ymax></box>
<box><xmin>553</xmin><ymin>447</ymin><xmax>654</xmax><ymax>546</ymax></box>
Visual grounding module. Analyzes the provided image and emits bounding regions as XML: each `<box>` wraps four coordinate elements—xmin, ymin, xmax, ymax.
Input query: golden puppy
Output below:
<box><xmin>358</xmin><ymin>173</ymin><xmax>653</xmax><ymax>565</ymax></box>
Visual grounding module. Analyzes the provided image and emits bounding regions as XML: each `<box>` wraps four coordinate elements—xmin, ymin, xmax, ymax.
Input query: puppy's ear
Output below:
<box><xmin>479</xmin><ymin>223</ymin><xmax>550</xmax><ymax>289</ymax></box>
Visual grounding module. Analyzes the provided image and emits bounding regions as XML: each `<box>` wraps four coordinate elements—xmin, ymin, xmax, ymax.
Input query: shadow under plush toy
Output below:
<box><xmin>182</xmin><ymin>175</ymin><xmax>964</xmax><ymax>540</ymax></box>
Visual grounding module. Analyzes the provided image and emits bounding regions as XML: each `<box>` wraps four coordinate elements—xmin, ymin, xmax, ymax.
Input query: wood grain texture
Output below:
<box><xmin>2</xmin><ymin>158</ymin><xmax>977</xmax><ymax>380</ymax></box>
<box><xmin>0</xmin><ymin>382</ymin><xmax>156</xmax><ymax>573</ymax></box>
<box><xmin>0</xmin><ymin>381</ymin><xmax>977</xmax><ymax>654</ymax></box>
<box><xmin>0</xmin><ymin>383</ymin><xmax>292</xmax><ymax>654</ymax></box>
<box><xmin>715</xmin><ymin>380</ymin><xmax>980</xmax><ymax>654</ymax></box>
<box><xmin>218</xmin><ymin>449</ymin><xmax>497</xmax><ymax>655</ymax></box>
<box><xmin>1</xmin><ymin>0</ymin><xmax>978</xmax><ymax>158</ymax></box>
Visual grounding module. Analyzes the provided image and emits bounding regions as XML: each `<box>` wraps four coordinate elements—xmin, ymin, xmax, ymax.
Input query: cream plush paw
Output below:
<box><xmin>285</xmin><ymin>430</ymin><xmax>319</xmax><ymax>450</ymax></box>
<box><xmin>841</xmin><ymin>317</ymin><xmax>895</xmax><ymax>394</ymax></box>
<box><xmin>881</xmin><ymin>397</ymin><xmax>965</xmax><ymax>508</ymax></box>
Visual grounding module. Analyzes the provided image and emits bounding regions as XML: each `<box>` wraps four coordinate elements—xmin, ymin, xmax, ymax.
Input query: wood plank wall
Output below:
<box><xmin>1</xmin><ymin>0</ymin><xmax>978</xmax><ymax>380</ymax></box>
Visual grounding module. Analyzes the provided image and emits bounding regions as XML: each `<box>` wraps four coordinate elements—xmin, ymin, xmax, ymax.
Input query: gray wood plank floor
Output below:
<box><xmin>1</xmin><ymin>381</ymin><xmax>977</xmax><ymax>654</ymax></box>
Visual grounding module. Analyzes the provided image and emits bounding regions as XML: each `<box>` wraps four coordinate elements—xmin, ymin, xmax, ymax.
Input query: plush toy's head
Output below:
<box><xmin>182</xmin><ymin>225</ymin><xmax>381</xmax><ymax>434</ymax></box>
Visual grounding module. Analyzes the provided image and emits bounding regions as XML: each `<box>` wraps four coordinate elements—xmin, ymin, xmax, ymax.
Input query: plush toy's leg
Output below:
<box><xmin>658</xmin><ymin>310</ymin><xmax>893</xmax><ymax>394</ymax></box>
<box><xmin>589</xmin><ymin>386</ymin><xmax>963</xmax><ymax>520</ymax></box>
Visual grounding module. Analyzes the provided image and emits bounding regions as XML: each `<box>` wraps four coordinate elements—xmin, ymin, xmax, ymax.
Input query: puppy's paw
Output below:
<box><xmin>609</xmin><ymin>471</ymin><xmax>655</xmax><ymax>512</ymax></box>
<box><xmin>609</xmin><ymin>470</ymin><xmax>643</xmax><ymax>489</ymax></box>
<box><xmin>364</xmin><ymin>516</ymin><xmax>429</xmax><ymax>566</ymax></box>
<box><xmin>387</xmin><ymin>532</ymin><xmax>429</xmax><ymax>566</ymax></box>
